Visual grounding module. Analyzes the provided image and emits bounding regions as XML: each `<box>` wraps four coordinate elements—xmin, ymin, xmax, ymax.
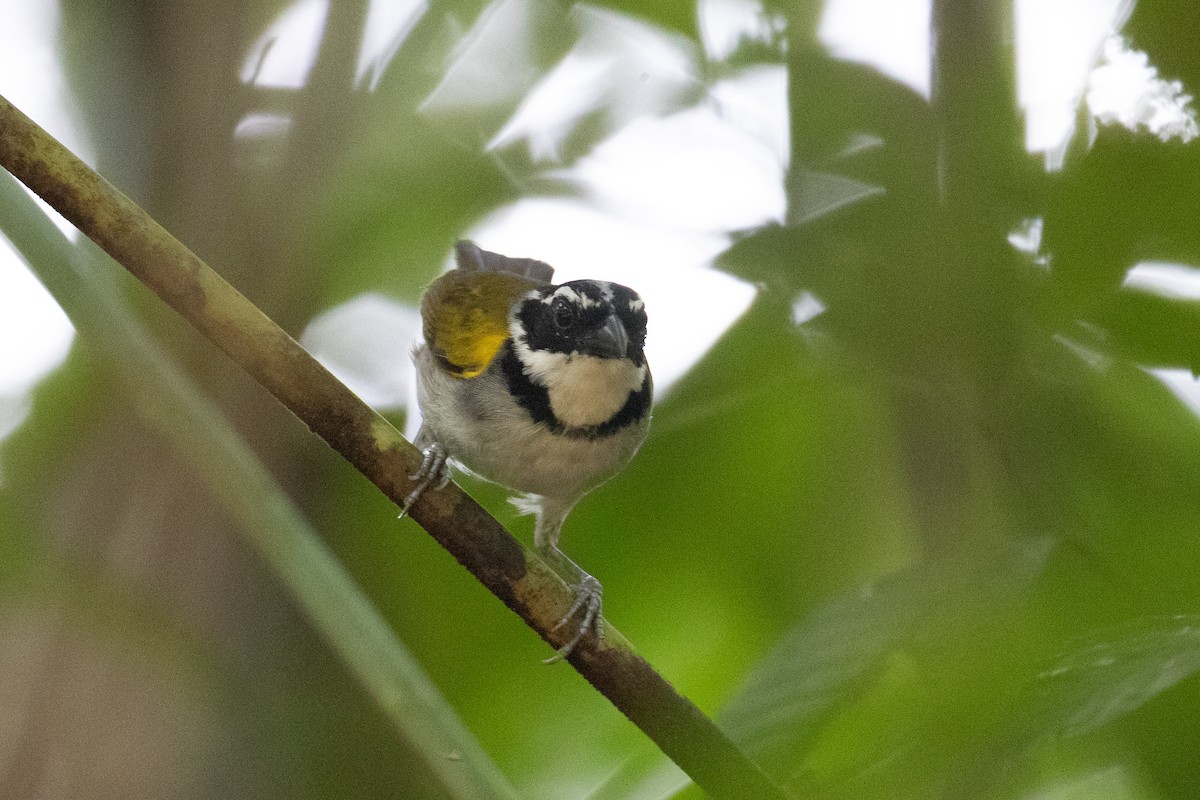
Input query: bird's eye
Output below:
<box><xmin>552</xmin><ymin>298</ymin><xmax>575</xmax><ymax>330</ymax></box>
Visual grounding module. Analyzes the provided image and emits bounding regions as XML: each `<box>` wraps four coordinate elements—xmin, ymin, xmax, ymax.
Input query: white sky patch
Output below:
<box><xmin>698</xmin><ymin>0</ymin><xmax>780</xmax><ymax>62</ymax></box>
<box><xmin>708</xmin><ymin>66</ymin><xmax>790</xmax><ymax>169</ymax></box>
<box><xmin>0</xmin><ymin>239</ymin><xmax>74</xmax><ymax>396</ymax></box>
<box><xmin>0</xmin><ymin>239</ymin><xmax>74</xmax><ymax>453</ymax></box>
<box><xmin>488</xmin><ymin>46</ymin><xmax>615</xmax><ymax>161</ymax></box>
<box><xmin>818</xmin><ymin>0</ymin><xmax>1188</xmax><ymax>160</ymax></box>
<box><xmin>488</xmin><ymin>4</ymin><xmax>699</xmax><ymax>162</ymax></box>
<box><xmin>560</xmin><ymin>103</ymin><xmax>785</xmax><ymax>232</ymax></box>
<box><xmin>421</xmin><ymin>0</ymin><xmax>574</xmax><ymax>127</ymax></box>
<box><xmin>0</xmin><ymin>1</ymin><xmax>91</xmax><ymax>239</ymax></box>
<box><xmin>241</xmin><ymin>0</ymin><xmax>424</xmax><ymax>91</ymax></box>
<box><xmin>300</xmin><ymin>294</ymin><xmax>421</xmax><ymax>409</ymax></box>
<box><xmin>356</xmin><ymin>0</ymin><xmax>426</xmax><ymax>90</ymax></box>
<box><xmin>241</xmin><ymin>0</ymin><xmax>328</xmax><ymax>88</ymax></box>
<box><xmin>818</xmin><ymin>0</ymin><xmax>931</xmax><ymax>98</ymax></box>
<box><xmin>1009</xmin><ymin>216</ymin><xmax>1051</xmax><ymax>269</ymax></box>
<box><xmin>1009</xmin><ymin>217</ymin><xmax>1043</xmax><ymax>257</ymax></box>
<box><xmin>1088</xmin><ymin>36</ymin><xmax>1199</xmax><ymax>143</ymax></box>
<box><xmin>0</xmin><ymin>1</ymin><xmax>81</xmax><ymax>447</ymax></box>
<box><xmin>792</xmin><ymin>292</ymin><xmax>826</xmax><ymax>327</ymax></box>
<box><xmin>1016</xmin><ymin>0</ymin><xmax>1129</xmax><ymax>153</ymax></box>
<box><xmin>1149</xmin><ymin>369</ymin><xmax>1200</xmax><ymax>418</ymax></box>
<box><xmin>1123</xmin><ymin>262</ymin><xmax>1200</xmax><ymax>301</ymax></box>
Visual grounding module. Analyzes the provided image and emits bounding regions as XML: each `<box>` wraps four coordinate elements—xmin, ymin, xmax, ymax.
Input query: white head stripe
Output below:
<box><xmin>543</xmin><ymin>286</ymin><xmax>580</xmax><ymax>306</ymax></box>
<box><xmin>576</xmin><ymin>290</ymin><xmax>601</xmax><ymax>309</ymax></box>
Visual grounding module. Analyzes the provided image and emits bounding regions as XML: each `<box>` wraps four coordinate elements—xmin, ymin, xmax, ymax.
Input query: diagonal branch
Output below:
<box><xmin>0</xmin><ymin>170</ymin><xmax>519</xmax><ymax>800</ymax></box>
<box><xmin>0</xmin><ymin>94</ymin><xmax>791</xmax><ymax>800</ymax></box>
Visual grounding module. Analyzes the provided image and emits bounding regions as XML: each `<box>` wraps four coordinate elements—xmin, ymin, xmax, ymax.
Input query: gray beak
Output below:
<box><xmin>579</xmin><ymin>314</ymin><xmax>629</xmax><ymax>359</ymax></box>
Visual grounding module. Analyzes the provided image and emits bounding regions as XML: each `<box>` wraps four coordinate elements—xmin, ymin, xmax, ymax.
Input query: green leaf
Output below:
<box><xmin>1098</xmin><ymin>287</ymin><xmax>1200</xmax><ymax>374</ymax></box>
<box><xmin>1029</xmin><ymin>616</ymin><xmax>1200</xmax><ymax>741</ymax></box>
<box><xmin>721</xmin><ymin>539</ymin><xmax>1054</xmax><ymax>778</ymax></box>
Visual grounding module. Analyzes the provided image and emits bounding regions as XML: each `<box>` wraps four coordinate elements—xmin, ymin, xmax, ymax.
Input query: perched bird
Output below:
<box><xmin>405</xmin><ymin>240</ymin><xmax>652</xmax><ymax>660</ymax></box>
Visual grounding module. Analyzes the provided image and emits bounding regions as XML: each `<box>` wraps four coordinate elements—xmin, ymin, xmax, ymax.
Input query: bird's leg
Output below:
<box><xmin>533</xmin><ymin>498</ymin><xmax>602</xmax><ymax>663</ymax></box>
<box><xmin>398</xmin><ymin>428</ymin><xmax>451</xmax><ymax>519</ymax></box>
<box><xmin>540</xmin><ymin>545</ymin><xmax>603</xmax><ymax>664</ymax></box>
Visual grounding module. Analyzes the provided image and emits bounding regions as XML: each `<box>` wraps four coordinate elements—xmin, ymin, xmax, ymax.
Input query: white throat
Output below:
<box><xmin>518</xmin><ymin>346</ymin><xmax>645</xmax><ymax>428</ymax></box>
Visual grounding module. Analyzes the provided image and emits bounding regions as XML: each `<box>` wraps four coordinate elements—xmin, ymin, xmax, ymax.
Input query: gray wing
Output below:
<box><xmin>455</xmin><ymin>240</ymin><xmax>555</xmax><ymax>284</ymax></box>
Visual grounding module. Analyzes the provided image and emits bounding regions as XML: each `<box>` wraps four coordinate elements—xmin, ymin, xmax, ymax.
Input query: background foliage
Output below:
<box><xmin>3</xmin><ymin>1</ymin><xmax>1200</xmax><ymax>798</ymax></box>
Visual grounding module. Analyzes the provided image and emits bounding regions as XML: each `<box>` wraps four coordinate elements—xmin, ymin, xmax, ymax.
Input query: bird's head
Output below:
<box><xmin>508</xmin><ymin>279</ymin><xmax>650</xmax><ymax>431</ymax></box>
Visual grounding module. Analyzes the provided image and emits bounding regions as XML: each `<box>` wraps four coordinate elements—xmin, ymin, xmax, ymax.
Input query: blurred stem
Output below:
<box><xmin>0</xmin><ymin>95</ymin><xmax>792</xmax><ymax>800</ymax></box>
<box><xmin>931</xmin><ymin>0</ymin><xmax>1019</xmax><ymax>212</ymax></box>
<box><xmin>0</xmin><ymin>175</ymin><xmax>519</xmax><ymax>800</ymax></box>
<box><xmin>930</xmin><ymin>0</ymin><xmax>1021</xmax><ymax>288</ymax></box>
<box><xmin>928</xmin><ymin>0</ymin><xmax>1027</xmax><ymax>515</ymax></box>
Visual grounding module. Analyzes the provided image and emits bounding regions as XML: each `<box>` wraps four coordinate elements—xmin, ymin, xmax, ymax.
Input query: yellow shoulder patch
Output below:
<box><xmin>422</xmin><ymin>270</ymin><xmax>538</xmax><ymax>378</ymax></box>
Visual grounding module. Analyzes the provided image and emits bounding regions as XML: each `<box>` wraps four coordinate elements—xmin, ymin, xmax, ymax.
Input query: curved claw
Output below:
<box><xmin>398</xmin><ymin>443</ymin><xmax>450</xmax><ymax>519</ymax></box>
<box><xmin>543</xmin><ymin>574</ymin><xmax>603</xmax><ymax>664</ymax></box>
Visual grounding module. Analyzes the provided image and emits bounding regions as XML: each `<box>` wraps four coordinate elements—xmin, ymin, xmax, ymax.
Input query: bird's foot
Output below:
<box><xmin>543</xmin><ymin>574</ymin><xmax>602</xmax><ymax>664</ymax></box>
<box><xmin>398</xmin><ymin>443</ymin><xmax>451</xmax><ymax>519</ymax></box>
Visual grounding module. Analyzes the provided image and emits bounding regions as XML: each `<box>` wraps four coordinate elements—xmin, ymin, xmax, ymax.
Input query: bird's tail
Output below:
<box><xmin>455</xmin><ymin>240</ymin><xmax>555</xmax><ymax>284</ymax></box>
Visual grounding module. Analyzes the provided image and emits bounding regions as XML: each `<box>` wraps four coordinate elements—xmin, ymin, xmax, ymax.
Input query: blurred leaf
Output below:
<box><xmin>1125</xmin><ymin>0</ymin><xmax>1200</xmax><ymax>92</ymax></box>
<box><xmin>419</xmin><ymin>0</ymin><xmax>577</xmax><ymax>140</ymax></box>
<box><xmin>1043</xmin><ymin>131</ymin><xmax>1200</xmax><ymax>302</ymax></box>
<box><xmin>720</xmin><ymin>538</ymin><xmax>1054</xmax><ymax>779</ymax></box>
<box><xmin>589</xmin><ymin>0</ymin><xmax>698</xmax><ymax>41</ymax></box>
<box><xmin>1098</xmin><ymin>287</ymin><xmax>1200</xmax><ymax>374</ymax></box>
<box><xmin>1028</xmin><ymin>616</ymin><xmax>1200</xmax><ymax>741</ymax></box>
